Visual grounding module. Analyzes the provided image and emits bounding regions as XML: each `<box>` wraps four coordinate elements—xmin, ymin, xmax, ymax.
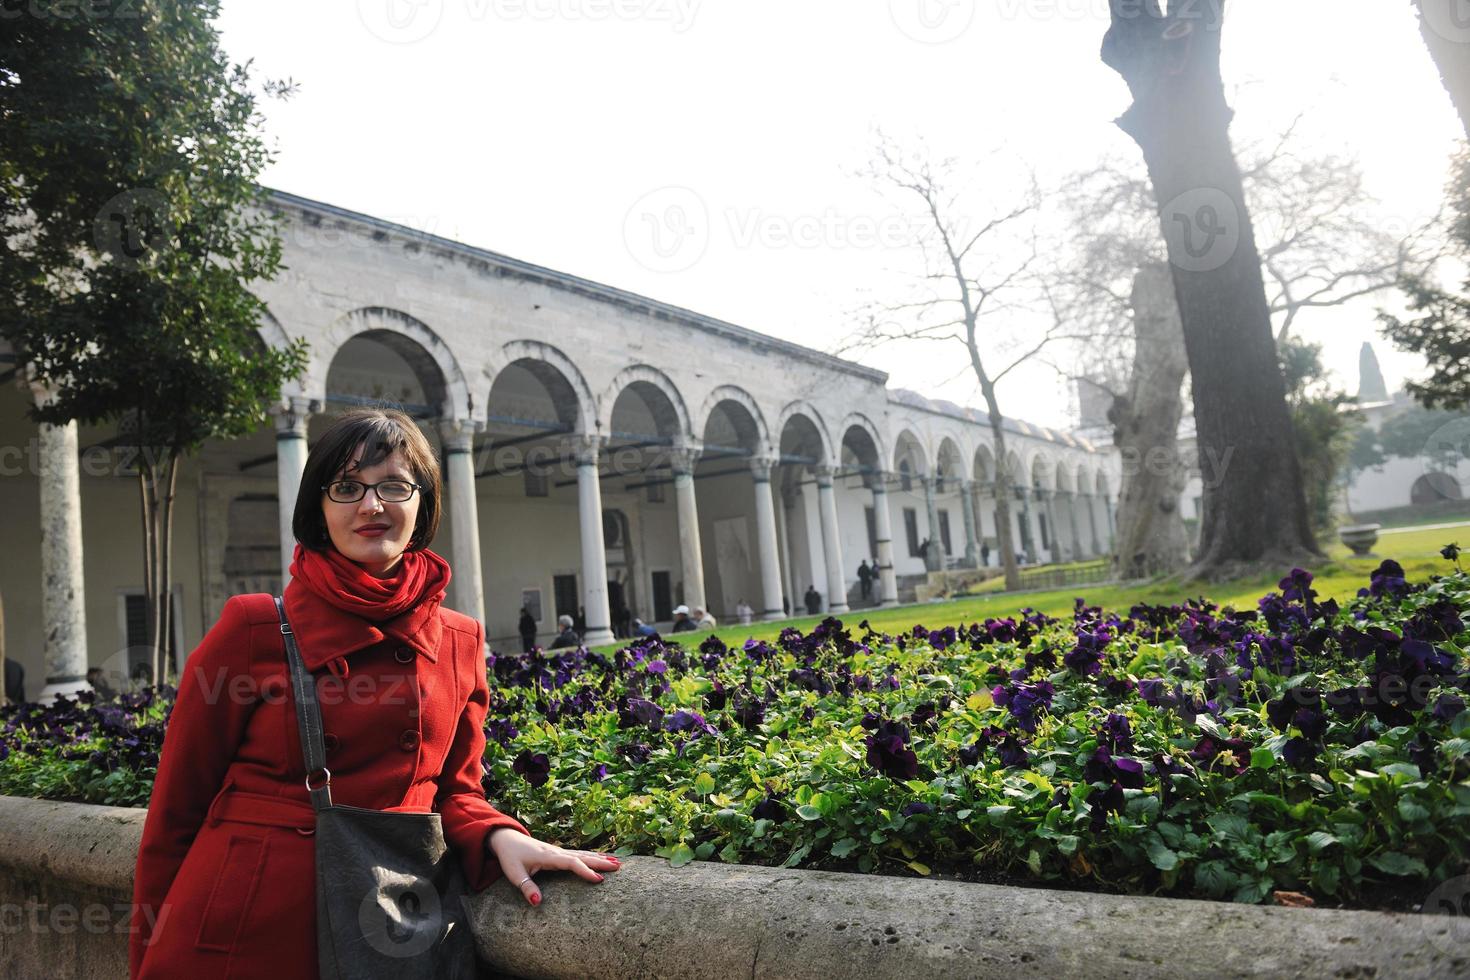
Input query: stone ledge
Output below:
<box><xmin>1</xmin><ymin>795</ymin><xmax>1465</xmax><ymax>979</ymax></box>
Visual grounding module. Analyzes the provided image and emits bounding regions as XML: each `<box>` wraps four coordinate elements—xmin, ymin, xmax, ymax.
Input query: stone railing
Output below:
<box><xmin>0</xmin><ymin>795</ymin><xmax>1464</xmax><ymax>979</ymax></box>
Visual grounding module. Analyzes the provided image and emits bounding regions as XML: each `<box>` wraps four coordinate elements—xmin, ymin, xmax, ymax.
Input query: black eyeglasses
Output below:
<box><xmin>321</xmin><ymin>479</ymin><xmax>421</xmax><ymax>503</ymax></box>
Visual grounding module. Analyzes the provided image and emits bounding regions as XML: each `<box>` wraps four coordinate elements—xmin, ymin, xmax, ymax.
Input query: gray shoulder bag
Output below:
<box><xmin>275</xmin><ymin>596</ymin><xmax>478</xmax><ymax>980</ymax></box>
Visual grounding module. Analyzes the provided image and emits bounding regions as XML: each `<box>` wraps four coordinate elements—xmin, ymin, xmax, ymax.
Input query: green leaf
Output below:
<box><xmin>668</xmin><ymin>843</ymin><xmax>695</xmax><ymax>867</ymax></box>
<box><xmin>1249</xmin><ymin>747</ymin><xmax>1276</xmax><ymax>771</ymax></box>
<box><xmin>695</xmin><ymin>841</ymin><xmax>716</xmax><ymax>860</ymax></box>
<box><xmin>829</xmin><ymin>837</ymin><xmax>859</xmax><ymax>859</ymax></box>
<box><xmin>693</xmin><ymin>772</ymin><xmax>716</xmax><ymax>796</ymax></box>
<box><xmin>795</xmin><ymin>804</ymin><xmax>823</xmax><ymax>822</ymax></box>
<box><xmin>1056</xmin><ymin>835</ymin><xmax>1080</xmax><ymax>857</ymax></box>
<box><xmin>1146</xmin><ymin>836</ymin><xmax>1180</xmax><ymax>871</ymax></box>
<box><xmin>907</xmin><ymin>861</ymin><xmax>931</xmax><ymax>876</ymax></box>
<box><xmin>1366</xmin><ymin>851</ymin><xmax>1428</xmax><ymax>877</ymax></box>
<box><xmin>1305</xmin><ymin>831</ymin><xmax>1338</xmax><ymax>854</ymax></box>
<box><xmin>1396</xmin><ymin>798</ymin><xmax>1430</xmax><ymax>822</ymax></box>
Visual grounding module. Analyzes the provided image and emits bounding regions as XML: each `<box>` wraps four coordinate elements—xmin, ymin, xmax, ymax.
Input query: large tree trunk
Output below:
<box><xmin>968</xmin><ymin>338</ymin><xmax>1021</xmax><ymax>591</ymax></box>
<box><xmin>1110</xmin><ymin>263</ymin><xmax>1191</xmax><ymax>578</ymax></box>
<box><xmin>1417</xmin><ymin>0</ymin><xmax>1470</xmax><ymax>139</ymax></box>
<box><xmin>1102</xmin><ymin>1</ymin><xmax>1319</xmax><ymax>578</ymax></box>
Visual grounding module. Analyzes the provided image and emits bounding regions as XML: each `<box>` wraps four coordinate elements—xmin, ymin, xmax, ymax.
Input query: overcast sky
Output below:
<box><xmin>216</xmin><ymin>1</ymin><xmax>1464</xmax><ymax>430</ymax></box>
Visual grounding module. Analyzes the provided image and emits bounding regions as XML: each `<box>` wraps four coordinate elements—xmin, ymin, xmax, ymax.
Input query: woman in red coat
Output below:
<box><xmin>129</xmin><ymin>408</ymin><xmax>621</xmax><ymax>978</ymax></box>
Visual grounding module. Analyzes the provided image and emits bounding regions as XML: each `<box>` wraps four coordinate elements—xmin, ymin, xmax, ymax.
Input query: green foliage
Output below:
<box><xmin>0</xmin><ymin>0</ymin><xmax>308</xmax><ymax>442</ymax></box>
<box><xmin>1278</xmin><ymin>337</ymin><xmax>1357</xmax><ymax>532</ymax></box>
<box><xmin>1379</xmin><ymin>148</ymin><xmax>1470</xmax><ymax>410</ymax></box>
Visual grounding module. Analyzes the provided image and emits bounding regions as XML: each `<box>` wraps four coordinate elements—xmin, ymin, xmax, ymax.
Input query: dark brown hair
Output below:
<box><xmin>293</xmin><ymin>407</ymin><xmax>443</xmax><ymax>552</ymax></box>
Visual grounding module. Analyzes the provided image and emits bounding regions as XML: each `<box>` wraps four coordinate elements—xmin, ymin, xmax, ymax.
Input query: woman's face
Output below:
<box><xmin>321</xmin><ymin>443</ymin><xmax>422</xmax><ymax>578</ymax></box>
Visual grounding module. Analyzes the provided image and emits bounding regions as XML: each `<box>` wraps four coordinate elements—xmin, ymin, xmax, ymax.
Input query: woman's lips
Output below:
<box><xmin>354</xmin><ymin>525</ymin><xmax>390</xmax><ymax>538</ymax></box>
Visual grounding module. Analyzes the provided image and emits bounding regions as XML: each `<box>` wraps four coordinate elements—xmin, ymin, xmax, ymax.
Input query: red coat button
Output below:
<box><xmin>398</xmin><ymin>730</ymin><xmax>420</xmax><ymax>752</ymax></box>
<box><xmin>323</xmin><ymin>733</ymin><xmax>340</xmax><ymax>752</ymax></box>
<box><xmin>394</xmin><ymin>647</ymin><xmax>415</xmax><ymax>664</ymax></box>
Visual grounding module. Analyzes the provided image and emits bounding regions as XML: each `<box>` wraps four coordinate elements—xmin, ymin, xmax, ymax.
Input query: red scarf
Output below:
<box><xmin>283</xmin><ymin>542</ymin><xmax>453</xmax><ymax>669</ymax></box>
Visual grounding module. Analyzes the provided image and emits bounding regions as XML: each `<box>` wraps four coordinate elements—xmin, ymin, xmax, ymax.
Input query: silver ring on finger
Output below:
<box><xmin>517</xmin><ymin>875</ymin><xmax>533</xmax><ymax>888</ymax></box>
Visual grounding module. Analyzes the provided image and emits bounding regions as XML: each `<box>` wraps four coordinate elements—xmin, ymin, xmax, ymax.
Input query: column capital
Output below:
<box><xmin>814</xmin><ymin>462</ymin><xmax>838</xmax><ymax>487</ymax></box>
<box><xmin>669</xmin><ymin>442</ymin><xmax>703</xmax><ymax>475</ymax></box>
<box><xmin>749</xmin><ymin>455</ymin><xmax>778</xmax><ymax>482</ymax></box>
<box><xmin>438</xmin><ymin>417</ymin><xmax>483</xmax><ymax>453</ymax></box>
<box><xmin>868</xmin><ymin>471</ymin><xmax>892</xmax><ymax>495</ymax></box>
<box><xmin>270</xmin><ymin>395</ymin><xmax>321</xmax><ymax>438</ymax></box>
<box><xmin>572</xmin><ymin>432</ymin><xmax>606</xmax><ymax>466</ymax></box>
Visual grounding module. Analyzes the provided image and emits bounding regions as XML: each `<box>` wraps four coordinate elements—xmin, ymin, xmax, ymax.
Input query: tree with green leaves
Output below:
<box><xmin>1277</xmin><ymin>337</ymin><xmax>1358</xmax><ymax>533</ymax></box>
<box><xmin>1</xmin><ymin>1</ymin><xmax>308</xmax><ymax>684</ymax></box>
<box><xmin>1380</xmin><ymin>148</ymin><xmax>1470</xmax><ymax>411</ymax></box>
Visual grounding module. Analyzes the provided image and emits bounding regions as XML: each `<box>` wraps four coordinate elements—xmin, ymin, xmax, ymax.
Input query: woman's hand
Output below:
<box><xmin>487</xmin><ymin>826</ymin><xmax>622</xmax><ymax>906</ymax></box>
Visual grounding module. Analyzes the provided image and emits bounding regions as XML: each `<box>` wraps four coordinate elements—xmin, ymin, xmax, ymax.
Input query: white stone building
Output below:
<box><xmin>0</xmin><ymin>190</ymin><xmax>1118</xmax><ymax>698</ymax></box>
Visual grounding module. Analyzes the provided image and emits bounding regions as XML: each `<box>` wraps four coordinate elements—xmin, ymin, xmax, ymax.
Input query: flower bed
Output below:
<box><xmin>4</xmin><ymin>553</ymin><xmax>1469</xmax><ymax>910</ymax></box>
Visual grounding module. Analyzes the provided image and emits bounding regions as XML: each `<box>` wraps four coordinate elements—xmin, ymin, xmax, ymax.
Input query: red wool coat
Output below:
<box><xmin>129</xmin><ymin>587</ymin><xmax>529</xmax><ymax>979</ymax></box>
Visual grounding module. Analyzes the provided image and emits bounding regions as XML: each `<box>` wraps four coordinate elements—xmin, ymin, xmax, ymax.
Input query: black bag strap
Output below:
<box><xmin>275</xmin><ymin>595</ymin><xmax>333</xmax><ymax>811</ymax></box>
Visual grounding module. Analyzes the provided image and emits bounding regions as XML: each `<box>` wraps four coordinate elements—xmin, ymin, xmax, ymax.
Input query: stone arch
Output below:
<box><xmin>974</xmin><ymin>443</ymin><xmax>996</xmax><ymax>485</ymax></box>
<box><xmin>1028</xmin><ymin>451</ymin><xmax>1056</xmax><ymax>491</ymax></box>
<box><xmin>775</xmin><ymin>400</ymin><xmax>834</xmax><ymax>467</ymax></box>
<box><xmin>600</xmin><ymin>364</ymin><xmax>693</xmax><ymax>442</ymax></box>
<box><xmin>936</xmin><ymin>436</ymin><xmax>965</xmax><ymax>490</ymax></box>
<box><xmin>697</xmin><ymin>385</ymin><xmax>770</xmax><ymax>454</ymax></box>
<box><xmin>1055</xmin><ymin>459</ymin><xmax>1076</xmax><ymax>493</ymax></box>
<box><xmin>311</xmin><ymin>306</ymin><xmax>471</xmax><ymax>419</ymax></box>
<box><xmin>892</xmin><ymin>428</ymin><xmax>929</xmax><ymax>476</ymax></box>
<box><xmin>837</xmin><ymin>412</ymin><xmax>888</xmax><ymax>476</ymax></box>
<box><xmin>486</xmin><ymin>339</ymin><xmax>597</xmax><ymax>434</ymax></box>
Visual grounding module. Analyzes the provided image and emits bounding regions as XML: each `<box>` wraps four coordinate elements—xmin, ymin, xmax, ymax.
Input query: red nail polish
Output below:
<box><xmin>595</xmin><ymin>873</ymin><xmax>605</xmax><ymax>882</ymax></box>
<box><xmin>530</xmin><ymin>893</ymin><xmax>541</xmax><ymax>907</ymax></box>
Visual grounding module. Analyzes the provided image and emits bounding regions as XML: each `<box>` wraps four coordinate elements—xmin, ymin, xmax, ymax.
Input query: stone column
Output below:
<box><xmin>922</xmin><ymin>475</ymin><xmax>942</xmax><ymax>570</ymax></box>
<box><xmin>772</xmin><ymin>479</ymin><xmax>793</xmax><ymax>615</ymax></box>
<box><xmin>271</xmin><ymin>395</ymin><xmax>318</xmax><ymax>584</ymax></box>
<box><xmin>749</xmin><ymin>457</ymin><xmax>785</xmax><ymax>622</ymax></box>
<box><xmin>870</xmin><ymin>476</ymin><xmax>899</xmax><ymax>608</ymax></box>
<box><xmin>959</xmin><ymin>479</ymin><xmax>978</xmax><ymax>566</ymax></box>
<box><xmin>439</xmin><ymin>418</ymin><xmax>486</xmax><ymax>628</ymax></box>
<box><xmin>36</xmin><ymin>408</ymin><xmax>89</xmax><ymax>700</ymax></box>
<box><xmin>814</xmin><ymin>465</ymin><xmax>849</xmax><ymax>614</ymax></box>
<box><xmin>1063</xmin><ymin>489</ymin><xmax>1085</xmax><ymax>559</ymax></box>
<box><xmin>1040</xmin><ymin>489</ymin><xmax>1062</xmax><ymax>563</ymax></box>
<box><xmin>670</xmin><ymin>445</ymin><xmax>707</xmax><ymax>613</ymax></box>
<box><xmin>1019</xmin><ymin>489</ymin><xmax>1040</xmax><ymax>564</ymax></box>
<box><xmin>1083</xmin><ymin>491</ymin><xmax>1103</xmax><ymax>556</ymax></box>
<box><xmin>574</xmin><ymin>435</ymin><xmax>615</xmax><ymax>647</ymax></box>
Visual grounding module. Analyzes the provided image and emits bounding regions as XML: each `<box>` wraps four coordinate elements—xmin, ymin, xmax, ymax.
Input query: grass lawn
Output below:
<box><xmin>592</xmin><ymin>522</ymin><xmax>1469</xmax><ymax>655</ymax></box>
